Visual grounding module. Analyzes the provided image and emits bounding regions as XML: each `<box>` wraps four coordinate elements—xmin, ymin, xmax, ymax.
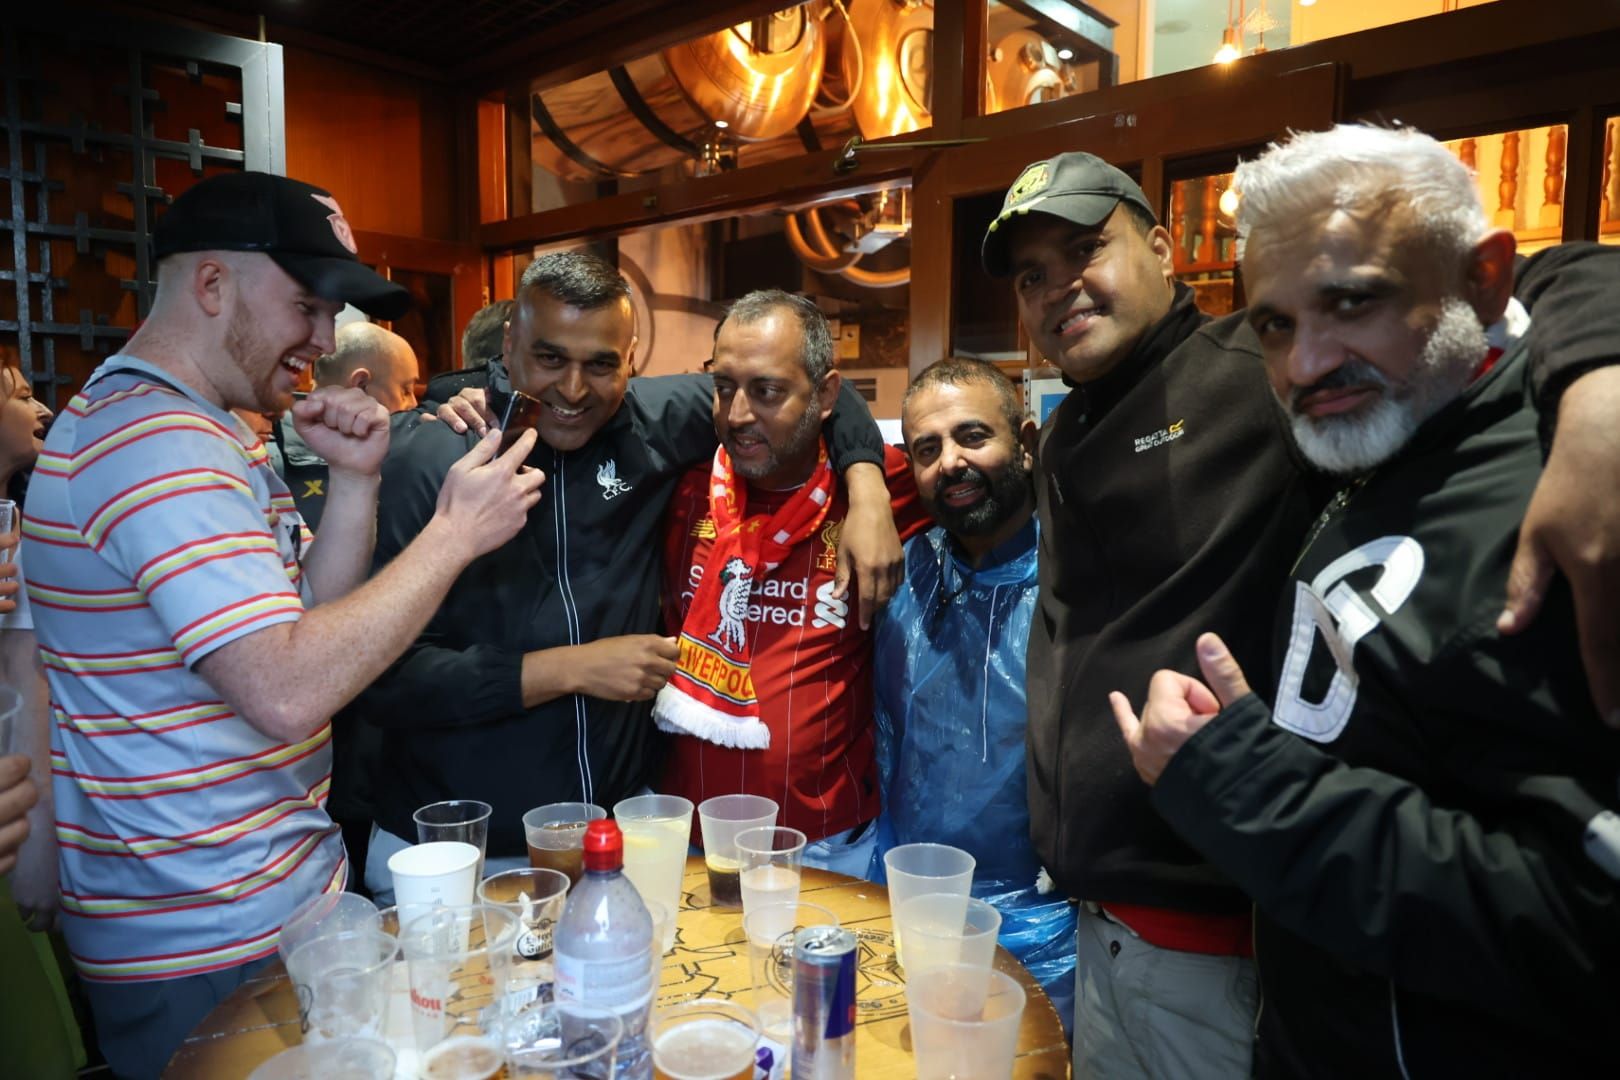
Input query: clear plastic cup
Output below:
<box><xmin>883</xmin><ymin>843</ymin><xmax>975</xmax><ymax>959</ymax></box>
<box><xmin>645</xmin><ymin>896</ymin><xmax>673</xmax><ymax>984</ymax></box>
<box><xmin>415</xmin><ymin>800</ymin><xmax>493</xmax><ymax>878</ymax></box>
<box><xmin>614</xmin><ymin>794</ymin><xmax>694</xmax><ymax>952</ymax></box>
<box><xmin>502</xmin><ymin>999</ymin><xmax>623</xmax><ymax>1078</ymax></box>
<box><xmin>400</xmin><ymin>903</ymin><xmax>520</xmax><ymax>1066</ymax></box>
<box><xmin>696</xmin><ymin>795</ymin><xmax>778</xmax><ymax>908</ymax></box>
<box><xmin>285</xmin><ymin>929</ymin><xmax>397</xmax><ymax>1042</ymax></box>
<box><xmin>651</xmin><ymin>997</ymin><xmax>761</xmax><ymax>1080</ymax></box>
<box><xmin>522</xmin><ymin>802</ymin><xmax>606</xmax><ymax>886</ymax></box>
<box><xmin>246</xmin><ymin>1036</ymin><xmax>396</xmax><ymax>1080</ymax></box>
<box><xmin>278</xmin><ymin>890</ymin><xmax>382</xmax><ymax>968</ymax></box>
<box><xmin>907</xmin><ymin>964</ymin><xmax>1026</xmax><ymax>1080</ymax></box>
<box><xmin>734</xmin><ymin>826</ymin><xmax>806</xmax><ymax>928</ymax></box>
<box><xmin>479</xmin><ymin>867</ymin><xmax>570</xmax><ymax>961</ymax></box>
<box><xmin>743</xmin><ymin>901</ymin><xmax>838</xmax><ymax>1044</ymax></box>
<box><xmin>893</xmin><ymin>894</ymin><xmax>1001</xmax><ymax>976</ymax></box>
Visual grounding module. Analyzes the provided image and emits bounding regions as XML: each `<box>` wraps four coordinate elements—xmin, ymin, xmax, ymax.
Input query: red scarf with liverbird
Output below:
<box><xmin>653</xmin><ymin>441</ymin><xmax>835</xmax><ymax>749</ymax></box>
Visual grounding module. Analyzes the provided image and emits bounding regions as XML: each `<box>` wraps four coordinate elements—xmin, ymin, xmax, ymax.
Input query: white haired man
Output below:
<box><xmin>1111</xmin><ymin>124</ymin><xmax>1620</xmax><ymax>1076</ymax></box>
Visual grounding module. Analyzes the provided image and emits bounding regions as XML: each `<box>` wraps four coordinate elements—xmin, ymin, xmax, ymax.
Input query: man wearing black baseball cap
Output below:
<box><xmin>990</xmin><ymin>150</ymin><xmax>1620</xmax><ymax>1079</ymax></box>
<box><xmin>20</xmin><ymin>170</ymin><xmax>544</xmax><ymax>1078</ymax></box>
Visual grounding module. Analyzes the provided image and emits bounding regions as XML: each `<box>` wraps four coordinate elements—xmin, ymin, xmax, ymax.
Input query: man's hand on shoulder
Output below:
<box><xmin>292</xmin><ymin>386</ymin><xmax>391</xmax><ymax>479</ymax></box>
<box><xmin>429</xmin><ymin>428</ymin><xmax>546</xmax><ymax>563</ymax></box>
<box><xmin>1499</xmin><ymin>366</ymin><xmax>1620</xmax><ymax>727</ymax></box>
<box><xmin>834</xmin><ymin>461</ymin><xmax>904</xmax><ymax>629</ymax></box>
<box><xmin>425</xmin><ymin>387</ymin><xmax>497</xmax><ymax>437</ymax></box>
<box><xmin>1110</xmin><ymin>633</ymin><xmax>1252</xmax><ymax>786</ymax></box>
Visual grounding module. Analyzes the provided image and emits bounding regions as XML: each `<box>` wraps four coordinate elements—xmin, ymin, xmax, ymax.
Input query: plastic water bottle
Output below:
<box><xmin>554</xmin><ymin>818</ymin><xmax>656</xmax><ymax>1079</ymax></box>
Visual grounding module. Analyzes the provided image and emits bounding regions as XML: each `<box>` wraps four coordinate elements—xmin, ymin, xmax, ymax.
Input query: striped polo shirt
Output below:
<box><xmin>24</xmin><ymin>356</ymin><xmax>345</xmax><ymax>983</ymax></box>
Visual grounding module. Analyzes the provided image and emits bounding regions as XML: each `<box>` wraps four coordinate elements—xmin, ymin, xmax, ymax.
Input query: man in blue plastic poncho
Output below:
<box><xmin>869</xmin><ymin>356</ymin><xmax>1077</xmax><ymax>1028</ymax></box>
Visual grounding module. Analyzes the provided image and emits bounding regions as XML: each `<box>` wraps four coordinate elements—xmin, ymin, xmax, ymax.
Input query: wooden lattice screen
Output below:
<box><xmin>0</xmin><ymin>9</ymin><xmax>284</xmax><ymax>408</ymax></box>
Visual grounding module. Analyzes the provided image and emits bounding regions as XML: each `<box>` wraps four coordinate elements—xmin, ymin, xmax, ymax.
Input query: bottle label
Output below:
<box><xmin>554</xmin><ymin>950</ymin><xmax>653</xmax><ymax>1013</ymax></box>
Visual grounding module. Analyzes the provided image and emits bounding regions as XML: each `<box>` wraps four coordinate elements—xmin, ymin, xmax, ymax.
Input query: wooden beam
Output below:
<box><xmin>481</xmin><ymin>141</ymin><xmax>921</xmax><ymax>252</ymax></box>
<box><xmin>933</xmin><ymin>0</ymin><xmax>988</xmax><ymax>138</ymax></box>
<box><xmin>461</xmin><ymin>0</ymin><xmax>787</xmax><ymax>94</ymax></box>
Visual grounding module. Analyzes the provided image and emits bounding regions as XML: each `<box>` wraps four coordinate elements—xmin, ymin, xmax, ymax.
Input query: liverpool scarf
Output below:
<box><xmin>653</xmin><ymin>442</ymin><xmax>835</xmax><ymax>749</ymax></box>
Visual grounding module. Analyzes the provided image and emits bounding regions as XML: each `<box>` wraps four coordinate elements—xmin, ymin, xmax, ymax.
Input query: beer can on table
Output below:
<box><xmin>792</xmin><ymin>925</ymin><xmax>856</xmax><ymax>1080</ymax></box>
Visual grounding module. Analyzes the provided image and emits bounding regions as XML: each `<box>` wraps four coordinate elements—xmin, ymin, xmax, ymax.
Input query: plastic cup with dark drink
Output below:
<box><xmin>499</xmin><ymin>389</ymin><xmax>545</xmax><ymax>454</ymax></box>
<box><xmin>523</xmin><ymin>801</ymin><xmax>606</xmax><ymax>886</ymax></box>
<box><xmin>696</xmin><ymin>795</ymin><xmax>778</xmax><ymax>908</ymax></box>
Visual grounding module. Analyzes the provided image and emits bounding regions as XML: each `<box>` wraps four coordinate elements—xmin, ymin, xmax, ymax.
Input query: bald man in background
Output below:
<box><xmin>316</xmin><ymin>321</ymin><xmax>421</xmax><ymax>413</ymax></box>
<box><xmin>275</xmin><ymin>322</ymin><xmax>422</xmax><ymax>529</ymax></box>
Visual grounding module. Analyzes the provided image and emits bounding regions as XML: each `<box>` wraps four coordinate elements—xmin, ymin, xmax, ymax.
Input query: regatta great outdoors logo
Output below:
<box><xmin>1133</xmin><ymin>419</ymin><xmax>1186</xmax><ymax>453</ymax></box>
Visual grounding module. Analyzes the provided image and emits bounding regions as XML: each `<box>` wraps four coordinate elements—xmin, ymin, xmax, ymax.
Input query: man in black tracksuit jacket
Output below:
<box><xmin>1114</xmin><ymin>125</ymin><xmax>1620</xmax><ymax>1076</ymax></box>
<box><xmin>349</xmin><ymin>252</ymin><xmax>890</xmax><ymax>886</ymax></box>
<box><xmin>984</xmin><ymin>150</ymin><xmax>1620</xmax><ymax>1076</ymax></box>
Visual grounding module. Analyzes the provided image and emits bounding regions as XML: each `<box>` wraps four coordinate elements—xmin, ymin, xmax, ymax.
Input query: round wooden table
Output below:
<box><xmin>165</xmin><ymin>857</ymin><xmax>1070</xmax><ymax>1078</ymax></box>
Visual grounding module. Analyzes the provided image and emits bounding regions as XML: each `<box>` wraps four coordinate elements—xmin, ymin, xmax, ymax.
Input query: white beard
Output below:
<box><xmin>1288</xmin><ymin>299</ymin><xmax>1488</xmax><ymax>476</ymax></box>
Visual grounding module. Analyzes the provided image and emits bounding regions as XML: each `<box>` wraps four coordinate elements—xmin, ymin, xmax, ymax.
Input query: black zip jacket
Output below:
<box><xmin>1153</xmin><ymin>336</ymin><xmax>1620</xmax><ymax>1077</ymax></box>
<box><xmin>1029</xmin><ymin>244</ymin><xmax>1620</xmax><ymax>912</ymax></box>
<box><xmin>354</xmin><ymin>369</ymin><xmax>885</xmax><ymax>856</ymax></box>
<box><xmin>1028</xmin><ymin>283</ymin><xmax>1320</xmax><ymax>911</ymax></box>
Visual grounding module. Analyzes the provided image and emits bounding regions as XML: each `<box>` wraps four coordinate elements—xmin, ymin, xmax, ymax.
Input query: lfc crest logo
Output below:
<box><xmin>816</xmin><ymin>518</ymin><xmax>841</xmax><ymax>572</ymax></box>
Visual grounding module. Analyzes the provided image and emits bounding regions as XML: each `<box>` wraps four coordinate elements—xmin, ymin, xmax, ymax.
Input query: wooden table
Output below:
<box><xmin>166</xmin><ymin>857</ymin><xmax>1070</xmax><ymax>1078</ymax></box>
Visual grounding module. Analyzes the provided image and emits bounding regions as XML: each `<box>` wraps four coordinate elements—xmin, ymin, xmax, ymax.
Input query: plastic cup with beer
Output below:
<box><xmin>286</xmin><ymin>929</ymin><xmax>397</xmax><ymax>1042</ymax></box>
<box><xmin>734</xmin><ymin>826</ymin><xmax>806</xmax><ymax>930</ymax></box>
<box><xmin>742</xmin><ymin>901</ymin><xmax>838</xmax><ymax>1044</ymax></box>
<box><xmin>502</xmin><ymin>1000</ymin><xmax>623</xmax><ymax>1079</ymax></box>
<box><xmin>882</xmin><ymin>843</ymin><xmax>975</xmax><ymax>960</ymax></box>
<box><xmin>278</xmin><ymin>890</ymin><xmax>382</xmax><ymax>969</ymax></box>
<box><xmin>906</xmin><ymin>964</ymin><xmax>1026</xmax><ymax>1080</ymax></box>
<box><xmin>522</xmin><ymin>801</ymin><xmax>606</xmax><ymax>886</ymax></box>
<box><xmin>478</xmin><ymin>867</ymin><xmax>570</xmax><ymax>998</ymax></box>
<box><xmin>389</xmin><ymin>840</ymin><xmax>481</xmax><ymax>933</ymax></box>
<box><xmin>400</xmin><ymin>903</ymin><xmax>520</xmax><ymax>1077</ymax></box>
<box><xmin>696</xmin><ymin>795</ymin><xmax>778</xmax><ymax>908</ymax></box>
<box><xmin>614</xmin><ymin>793</ymin><xmax>693</xmax><ymax>952</ymax></box>
<box><xmin>415</xmin><ymin>800</ymin><xmax>493</xmax><ymax>878</ymax></box>
<box><xmin>246</xmin><ymin>1037</ymin><xmax>396</xmax><ymax>1080</ymax></box>
<box><xmin>651</xmin><ymin>998</ymin><xmax>761</xmax><ymax>1080</ymax></box>
<box><xmin>893</xmin><ymin>893</ymin><xmax>1001</xmax><ymax>976</ymax></box>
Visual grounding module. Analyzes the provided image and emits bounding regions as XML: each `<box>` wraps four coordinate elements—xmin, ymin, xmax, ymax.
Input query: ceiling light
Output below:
<box><xmin>1056</xmin><ymin>47</ymin><xmax>1074</xmax><ymax>61</ymax></box>
<box><xmin>1299</xmin><ymin>0</ymin><xmax>1316</xmax><ymax>6</ymax></box>
<box><xmin>714</xmin><ymin>119</ymin><xmax>730</xmax><ymax>130</ymax></box>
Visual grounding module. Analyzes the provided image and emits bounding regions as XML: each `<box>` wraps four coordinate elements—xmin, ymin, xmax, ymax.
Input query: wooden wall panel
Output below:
<box><xmin>282</xmin><ymin>45</ymin><xmax>460</xmax><ymax>242</ymax></box>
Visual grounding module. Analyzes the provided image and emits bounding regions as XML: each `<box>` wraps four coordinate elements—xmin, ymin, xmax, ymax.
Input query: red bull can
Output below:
<box><xmin>792</xmin><ymin>925</ymin><xmax>856</xmax><ymax>1079</ymax></box>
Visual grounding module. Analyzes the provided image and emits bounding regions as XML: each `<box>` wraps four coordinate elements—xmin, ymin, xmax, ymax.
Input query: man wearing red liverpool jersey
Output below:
<box><xmin>657</xmin><ymin>291</ymin><xmax>927</xmax><ymax>875</ymax></box>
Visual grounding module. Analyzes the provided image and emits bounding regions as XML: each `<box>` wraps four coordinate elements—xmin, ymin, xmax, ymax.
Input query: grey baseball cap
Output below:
<box><xmin>981</xmin><ymin>152</ymin><xmax>1157</xmax><ymax>277</ymax></box>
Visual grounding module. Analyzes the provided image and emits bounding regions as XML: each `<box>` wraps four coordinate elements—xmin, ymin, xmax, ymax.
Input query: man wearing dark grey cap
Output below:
<box><xmin>20</xmin><ymin>171</ymin><xmax>545</xmax><ymax>1078</ymax></box>
<box><xmin>984</xmin><ymin>150</ymin><xmax>1620</xmax><ymax>1078</ymax></box>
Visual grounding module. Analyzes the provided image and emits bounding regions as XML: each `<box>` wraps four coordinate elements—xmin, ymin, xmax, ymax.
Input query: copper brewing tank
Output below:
<box><xmin>845</xmin><ymin>0</ymin><xmax>936</xmax><ymax>140</ymax></box>
<box><xmin>531</xmin><ymin>7</ymin><xmax>826</xmax><ymax>182</ymax></box>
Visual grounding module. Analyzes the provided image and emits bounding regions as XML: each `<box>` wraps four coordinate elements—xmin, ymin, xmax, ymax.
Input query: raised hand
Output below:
<box><xmin>1110</xmin><ymin>633</ymin><xmax>1252</xmax><ymax>786</ymax></box>
<box><xmin>290</xmin><ymin>386</ymin><xmax>391</xmax><ymax>479</ymax></box>
<box><xmin>434</xmin><ymin>428</ymin><xmax>546</xmax><ymax>561</ymax></box>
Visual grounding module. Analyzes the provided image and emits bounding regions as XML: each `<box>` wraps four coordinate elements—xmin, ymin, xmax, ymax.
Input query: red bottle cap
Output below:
<box><xmin>582</xmin><ymin>819</ymin><xmax>623</xmax><ymax>872</ymax></box>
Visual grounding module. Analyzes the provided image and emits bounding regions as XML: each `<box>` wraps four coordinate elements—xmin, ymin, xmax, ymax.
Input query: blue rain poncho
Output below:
<box><xmin>869</xmin><ymin>518</ymin><xmax>1076</xmax><ymax>1031</ymax></box>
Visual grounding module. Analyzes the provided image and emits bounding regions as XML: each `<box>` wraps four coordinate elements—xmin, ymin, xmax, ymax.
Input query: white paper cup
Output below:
<box><xmin>389</xmin><ymin>841</ymin><xmax>480</xmax><ymax>930</ymax></box>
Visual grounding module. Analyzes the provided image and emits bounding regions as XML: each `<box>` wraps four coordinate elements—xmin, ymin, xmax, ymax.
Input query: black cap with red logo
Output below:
<box><xmin>153</xmin><ymin>171</ymin><xmax>411</xmax><ymax>319</ymax></box>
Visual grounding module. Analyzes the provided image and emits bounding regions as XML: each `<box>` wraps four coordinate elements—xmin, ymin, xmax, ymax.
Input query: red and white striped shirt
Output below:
<box><xmin>25</xmin><ymin>358</ymin><xmax>344</xmax><ymax>983</ymax></box>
